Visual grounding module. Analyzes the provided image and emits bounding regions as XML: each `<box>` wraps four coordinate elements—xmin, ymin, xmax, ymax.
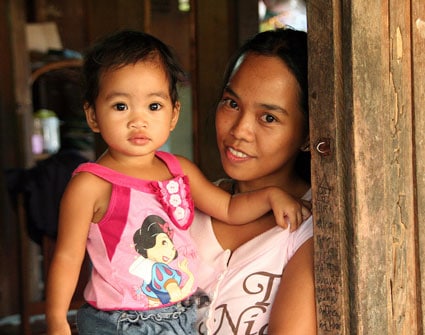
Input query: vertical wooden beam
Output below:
<box><xmin>309</xmin><ymin>0</ymin><xmax>424</xmax><ymax>333</ymax></box>
<box><xmin>349</xmin><ymin>1</ymin><xmax>392</xmax><ymax>332</ymax></box>
<box><xmin>193</xmin><ymin>0</ymin><xmax>234</xmax><ymax>179</ymax></box>
<box><xmin>350</xmin><ymin>0</ymin><xmax>420</xmax><ymax>332</ymax></box>
<box><xmin>85</xmin><ymin>0</ymin><xmax>146</xmax><ymax>43</ymax></box>
<box><xmin>10</xmin><ymin>0</ymin><xmax>33</xmax><ymax>168</ymax></box>
<box><xmin>0</xmin><ymin>0</ymin><xmax>33</xmax><ymax>318</ymax></box>
<box><xmin>307</xmin><ymin>0</ymin><xmax>350</xmax><ymax>333</ymax></box>
<box><xmin>412</xmin><ymin>0</ymin><xmax>425</xmax><ymax>333</ymax></box>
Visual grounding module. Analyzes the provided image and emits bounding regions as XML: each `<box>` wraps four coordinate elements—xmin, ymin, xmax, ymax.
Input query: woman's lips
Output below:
<box><xmin>226</xmin><ymin>146</ymin><xmax>250</xmax><ymax>161</ymax></box>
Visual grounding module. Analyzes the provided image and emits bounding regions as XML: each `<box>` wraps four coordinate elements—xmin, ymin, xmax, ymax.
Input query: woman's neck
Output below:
<box><xmin>235</xmin><ymin>175</ymin><xmax>310</xmax><ymax>199</ymax></box>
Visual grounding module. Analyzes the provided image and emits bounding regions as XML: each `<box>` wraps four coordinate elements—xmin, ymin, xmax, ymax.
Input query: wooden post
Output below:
<box><xmin>307</xmin><ymin>0</ymin><xmax>350</xmax><ymax>333</ymax></box>
<box><xmin>308</xmin><ymin>0</ymin><xmax>425</xmax><ymax>333</ymax></box>
<box><xmin>412</xmin><ymin>1</ymin><xmax>425</xmax><ymax>333</ymax></box>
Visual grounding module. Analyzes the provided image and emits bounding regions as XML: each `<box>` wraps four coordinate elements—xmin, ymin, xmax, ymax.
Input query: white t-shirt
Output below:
<box><xmin>190</xmin><ymin>189</ymin><xmax>313</xmax><ymax>334</ymax></box>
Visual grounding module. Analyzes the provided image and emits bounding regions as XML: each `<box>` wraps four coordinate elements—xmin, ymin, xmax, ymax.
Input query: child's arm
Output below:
<box><xmin>45</xmin><ymin>173</ymin><xmax>99</xmax><ymax>335</ymax></box>
<box><xmin>178</xmin><ymin>157</ymin><xmax>310</xmax><ymax>230</ymax></box>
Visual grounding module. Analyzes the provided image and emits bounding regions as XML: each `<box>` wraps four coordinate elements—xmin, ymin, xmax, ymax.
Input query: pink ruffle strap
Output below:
<box><xmin>150</xmin><ymin>175</ymin><xmax>194</xmax><ymax>230</ymax></box>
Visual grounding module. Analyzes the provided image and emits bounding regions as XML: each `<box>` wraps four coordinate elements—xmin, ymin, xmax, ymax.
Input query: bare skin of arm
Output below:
<box><xmin>177</xmin><ymin>155</ymin><xmax>310</xmax><ymax>230</ymax></box>
<box><xmin>268</xmin><ymin>238</ymin><xmax>317</xmax><ymax>335</ymax></box>
<box><xmin>45</xmin><ymin>173</ymin><xmax>110</xmax><ymax>335</ymax></box>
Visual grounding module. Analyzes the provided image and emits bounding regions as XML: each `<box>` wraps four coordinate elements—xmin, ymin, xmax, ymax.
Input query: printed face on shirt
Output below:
<box><xmin>146</xmin><ymin>233</ymin><xmax>177</xmax><ymax>264</ymax></box>
<box><xmin>215</xmin><ymin>54</ymin><xmax>307</xmax><ymax>185</ymax></box>
<box><xmin>85</xmin><ymin>59</ymin><xmax>180</xmax><ymax>159</ymax></box>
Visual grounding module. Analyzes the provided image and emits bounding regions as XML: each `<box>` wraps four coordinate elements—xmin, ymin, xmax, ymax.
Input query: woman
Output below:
<box><xmin>191</xmin><ymin>28</ymin><xmax>316</xmax><ymax>334</ymax></box>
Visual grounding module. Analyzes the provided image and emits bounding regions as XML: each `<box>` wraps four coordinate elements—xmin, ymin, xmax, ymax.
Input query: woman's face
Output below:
<box><xmin>215</xmin><ymin>54</ymin><xmax>307</xmax><ymax>188</ymax></box>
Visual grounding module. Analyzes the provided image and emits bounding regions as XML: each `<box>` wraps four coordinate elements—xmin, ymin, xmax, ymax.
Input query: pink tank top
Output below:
<box><xmin>74</xmin><ymin>151</ymin><xmax>198</xmax><ymax>311</ymax></box>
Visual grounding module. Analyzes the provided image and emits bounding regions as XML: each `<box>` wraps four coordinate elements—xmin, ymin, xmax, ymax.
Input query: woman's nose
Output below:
<box><xmin>230</xmin><ymin>113</ymin><xmax>255</xmax><ymax>141</ymax></box>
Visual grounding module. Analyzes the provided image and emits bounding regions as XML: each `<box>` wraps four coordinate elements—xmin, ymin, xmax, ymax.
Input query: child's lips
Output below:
<box><xmin>129</xmin><ymin>134</ymin><xmax>150</xmax><ymax>145</ymax></box>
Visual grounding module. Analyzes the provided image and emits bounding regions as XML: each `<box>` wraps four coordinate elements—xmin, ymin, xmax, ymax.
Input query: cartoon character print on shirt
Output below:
<box><xmin>129</xmin><ymin>214</ymin><xmax>194</xmax><ymax>307</ymax></box>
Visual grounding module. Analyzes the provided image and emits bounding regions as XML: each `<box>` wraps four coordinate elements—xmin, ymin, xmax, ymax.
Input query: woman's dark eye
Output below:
<box><xmin>149</xmin><ymin>103</ymin><xmax>161</xmax><ymax>111</ymax></box>
<box><xmin>222</xmin><ymin>98</ymin><xmax>239</xmax><ymax>110</ymax></box>
<box><xmin>114</xmin><ymin>103</ymin><xmax>127</xmax><ymax>111</ymax></box>
<box><xmin>261</xmin><ymin>114</ymin><xmax>277</xmax><ymax>123</ymax></box>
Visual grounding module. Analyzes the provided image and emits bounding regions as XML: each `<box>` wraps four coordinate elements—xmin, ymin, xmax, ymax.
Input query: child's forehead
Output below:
<box><xmin>104</xmin><ymin>57</ymin><xmax>165</xmax><ymax>74</ymax></box>
<box><xmin>96</xmin><ymin>60</ymin><xmax>172</xmax><ymax>100</ymax></box>
<box><xmin>98</xmin><ymin>60</ymin><xmax>168</xmax><ymax>84</ymax></box>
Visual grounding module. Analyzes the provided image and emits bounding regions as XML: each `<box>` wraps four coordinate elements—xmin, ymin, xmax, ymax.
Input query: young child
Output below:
<box><xmin>45</xmin><ymin>30</ymin><xmax>310</xmax><ymax>335</ymax></box>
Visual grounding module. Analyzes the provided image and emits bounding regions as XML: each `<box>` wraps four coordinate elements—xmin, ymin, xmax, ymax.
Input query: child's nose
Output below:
<box><xmin>128</xmin><ymin>115</ymin><xmax>148</xmax><ymax>129</ymax></box>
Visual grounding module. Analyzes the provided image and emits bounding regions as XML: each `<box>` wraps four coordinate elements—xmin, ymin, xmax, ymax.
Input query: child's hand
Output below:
<box><xmin>268</xmin><ymin>188</ymin><xmax>311</xmax><ymax>231</ymax></box>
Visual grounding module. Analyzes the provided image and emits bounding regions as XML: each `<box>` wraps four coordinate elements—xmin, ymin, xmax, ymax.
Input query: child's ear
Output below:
<box><xmin>84</xmin><ymin>103</ymin><xmax>100</xmax><ymax>133</ymax></box>
<box><xmin>170</xmin><ymin>101</ymin><xmax>181</xmax><ymax>131</ymax></box>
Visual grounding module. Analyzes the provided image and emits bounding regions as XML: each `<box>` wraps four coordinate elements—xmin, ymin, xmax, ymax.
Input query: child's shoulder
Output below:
<box><xmin>172</xmin><ymin>154</ymin><xmax>198</xmax><ymax>173</ymax></box>
<box><xmin>69</xmin><ymin>168</ymin><xmax>110</xmax><ymax>189</ymax></box>
<box><xmin>173</xmin><ymin>153</ymin><xmax>191</xmax><ymax>164</ymax></box>
<box><xmin>155</xmin><ymin>152</ymin><xmax>201</xmax><ymax>179</ymax></box>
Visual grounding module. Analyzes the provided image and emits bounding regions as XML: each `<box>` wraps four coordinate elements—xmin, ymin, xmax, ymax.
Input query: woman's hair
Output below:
<box><xmin>83</xmin><ymin>29</ymin><xmax>186</xmax><ymax>107</ymax></box>
<box><xmin>221</xmin><ymin>28</ymin><xmax>311</xmax><ymax>183</ymax></box>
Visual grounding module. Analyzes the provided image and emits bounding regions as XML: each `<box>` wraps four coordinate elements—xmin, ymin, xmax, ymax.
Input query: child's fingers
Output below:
<box><xmin>272</xmin><ymin>198</ymin><xmax>311</xmax><ymax>231</ymax></box>
<box><xmin>289</xmin><ymin>212</ymin><xmax>301</xmax><ymax>232</ymax></box>
<box><xmin>288</xmin><ymin>204</ymin><xmax>310</xmax><ymax>232</ymax></box>
<box><xmin>301</xmin><ymin>205</ymin><xmax>311</xmax><ymax>220</ymax></box>
<box><xmin>274</xmin><ymin>210</ymin><xmax>288</xmax><ymax>229</ymax></box>
<box><xmin>301</xmin><ymin>199</ymin><xmax>312</xmax><ymax>211</ymax></box>
<box><xmin>284</xmin><ymin>212</ymin><xmax>298</xmax><ymax>232</ymax></box>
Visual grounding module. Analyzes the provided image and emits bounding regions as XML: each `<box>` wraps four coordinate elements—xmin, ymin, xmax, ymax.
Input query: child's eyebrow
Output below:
<box><xmin>104</xmin><ymin>91</ymin><xmax>130</xmax><ymax>100</ymax></box>
<box><xmin>147</xmin><ymin>91</ymin><xmax>170</xmax><ymax>100</ymax></box>
<box><xmin>103</xmin><ymin>91</ymin><xmax>170</xmax><ymax>101</ymax></box>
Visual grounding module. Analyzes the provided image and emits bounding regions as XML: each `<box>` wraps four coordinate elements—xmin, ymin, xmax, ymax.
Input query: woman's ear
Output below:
<box><xmin>300</xmin><ymin>136</ymin><xmax>310</xmax><ymax>152</ymax></box>
<box><xmin>170</xmin><ymin>101</ymin><xmax>181</xmax><ymax>131</ymax></box>
<box><xmin>84</xmin><ymin>103</ymin><xmax>100</xmax><ymax>133</ymax></box>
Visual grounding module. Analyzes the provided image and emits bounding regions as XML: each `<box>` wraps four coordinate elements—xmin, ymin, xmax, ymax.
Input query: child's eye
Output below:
<box><xmin>114</xmin><ymin>103</ymin><xmax>128</xmax><ymax>111</ymax></box>
<box><xmin>149</xmin><ymin>103</ymin><xmax>162</xmax><ymax>111</ymax></box>
<box><xmin>260</xmin><ymin>113</ymin><xmax>277</xmax><ymax>123</ymax></box>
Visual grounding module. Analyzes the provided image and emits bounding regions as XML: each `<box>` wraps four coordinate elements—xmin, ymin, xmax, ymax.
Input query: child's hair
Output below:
<box><xmin>83</xmin><ymin>29</ymin><xmax>187</xmax><ymax>108</ymax></box>
<box><xmin>220</xmin><ymin>28</ymin><xmax>311</xmax><ymax>183</ymax></box>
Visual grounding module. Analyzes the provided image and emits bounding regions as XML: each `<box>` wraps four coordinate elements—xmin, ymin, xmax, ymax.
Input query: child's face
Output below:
<box><xmin>85</xmin><ymin>60</ymin><xmax>180</xmax><ymax>158</ymax></box>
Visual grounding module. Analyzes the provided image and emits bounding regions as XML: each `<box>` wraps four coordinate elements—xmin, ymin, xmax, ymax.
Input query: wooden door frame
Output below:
<box><xmin>308</xmin><ymin>1</ymin><xmax>425</xmax><ymax>334</ymax></box>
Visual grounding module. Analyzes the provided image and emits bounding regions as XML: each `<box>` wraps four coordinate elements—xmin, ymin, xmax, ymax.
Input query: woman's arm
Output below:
<box><xmin>269</xmin><ymin>238</ymin><xmax>317</xmax><ymax>334</ymax></box>
<box><xmin>177</xmin><ymin>156</ymin><xmax>309</xmax><ymax>230</ymax></box>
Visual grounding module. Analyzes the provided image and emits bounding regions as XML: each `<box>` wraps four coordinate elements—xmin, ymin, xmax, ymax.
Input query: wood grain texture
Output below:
<box><xmin>309</xmin><ymin>0</ymin><xmax>424</xmax><ymax>333</ymax></box>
